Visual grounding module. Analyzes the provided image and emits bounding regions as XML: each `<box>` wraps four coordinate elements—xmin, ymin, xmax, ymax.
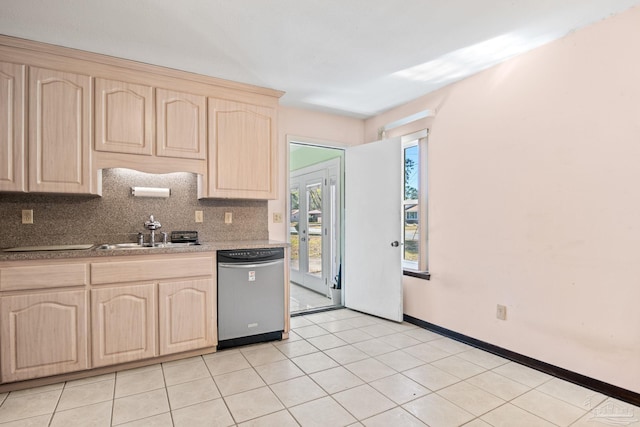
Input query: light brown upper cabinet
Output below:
<box><xmin>94</xmin><ymin>78</ymin><xmax>153</xmax><ymax>156</ymax></box>
<box><xmin>156</xmin><ymin>89</ymin><xmax>206</xmax><ymax>160</ymax></box>
<box><xmin>28</xmin><ymin>67</ymin><xmax>92</xmax><ymax>194</ymax></box>
<box><xmin>95</xmin><ymin>83</ymin><xmax>206</xmax><ymax>160</ymax></box>
<box><xmin>0</xmin><ymin>36</ymin><xmax>283</xmax><ymax>195</ymax></box>
<box><xmin>206</xmin><ymin>98</ymin><xmax>277</xmax><ymax>199</ymax></box>
<box><xmin>0</xmin><ymin>61</ymin><xmax>25</xmax><ymax>192</ymax></box>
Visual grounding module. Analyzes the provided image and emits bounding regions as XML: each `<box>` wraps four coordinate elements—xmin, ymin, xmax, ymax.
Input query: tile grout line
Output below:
<box><xmin>47</xmin><ymin>383</ymin><xmax>64</xmax><ymax>427</ymax></box>
<box><xmin>109</xmin><ymin>371</ymin><xmax>117</xmax><ymax>427</ymax></box>
<box><xmin>159</xmin><ymin>361</ymin><xmax>175</xmax><ymax>427</ymax></box>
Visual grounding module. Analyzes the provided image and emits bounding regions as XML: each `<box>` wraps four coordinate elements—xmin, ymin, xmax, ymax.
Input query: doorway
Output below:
<box><xmin>289</xmin><ymin>133</ymin><xmax>417</xmax><ymax>321</ymax></box>
<box><xmin>289</xmin><ymin>143</ymin><xmax>343</xmax><ymax>314</ymax></box>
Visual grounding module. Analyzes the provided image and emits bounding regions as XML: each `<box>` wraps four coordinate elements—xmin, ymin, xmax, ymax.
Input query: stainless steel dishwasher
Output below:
<box><xmin>217</xmin><ymin>247</ymin><xmax>285</xmax><ymax>349</ymax></box>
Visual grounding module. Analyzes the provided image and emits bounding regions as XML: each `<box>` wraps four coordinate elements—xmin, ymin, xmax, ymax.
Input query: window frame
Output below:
<box><xmin>401</xmin><ymin>130</ymin><xmax>429</xmax><ymax>275</ymax></box>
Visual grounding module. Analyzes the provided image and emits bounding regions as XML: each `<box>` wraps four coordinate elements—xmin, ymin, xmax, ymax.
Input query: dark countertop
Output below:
<box><xmin>0</xmin><ymin>240</ymin><xmax>288</xmax><ymax>262</ymax></box>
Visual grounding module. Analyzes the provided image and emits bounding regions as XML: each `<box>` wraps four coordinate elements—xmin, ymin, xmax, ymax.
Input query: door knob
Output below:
<box><xmin>391</xmin><ymin>241</ymin><xmax>399</xmax><ymax>247</ymax></box>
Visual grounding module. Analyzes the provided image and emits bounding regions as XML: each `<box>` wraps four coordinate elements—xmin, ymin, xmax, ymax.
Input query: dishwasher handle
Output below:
<box><xmin>218</xmin><ymin>260</ymin><xmax>284</xmax><ymax>269</ymax></box>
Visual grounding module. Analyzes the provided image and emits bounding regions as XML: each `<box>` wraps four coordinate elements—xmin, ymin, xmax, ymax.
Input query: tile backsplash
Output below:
<box><xmin>0</xmin><ymin>169</ymin><xmax>268</xmax><ymax>248</ymax></box>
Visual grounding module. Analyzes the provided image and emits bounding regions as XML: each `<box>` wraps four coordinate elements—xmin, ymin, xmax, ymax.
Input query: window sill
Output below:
<box><xmin>403</xmin><ymin>270</ymin><xmax>430</xmax><ymax>280</ymax></box>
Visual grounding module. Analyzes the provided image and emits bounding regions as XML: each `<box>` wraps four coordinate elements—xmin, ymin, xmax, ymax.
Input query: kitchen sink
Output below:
<box><xmin>95</xmin><ymin>242</ymin><xmax>200</xmax><ymax>250</ymax></box>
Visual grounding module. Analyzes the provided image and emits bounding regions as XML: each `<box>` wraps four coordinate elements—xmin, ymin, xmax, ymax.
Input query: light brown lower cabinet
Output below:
<box><xmin>159</xmin><ymin>278</ymin><xmax>216</xmax><ymax>355</ymax></box>
<box><xmin>91</xmin><ymin>283</ymin><xmax>157</xmax><ymax>367</ymax></box>
<box><xmin>0</xmin><ymin>290</ymin><xmax>89</xmax><ymax>382</ymax></box>
<box><xmin>0</xmin><ymin>253</ymin><xmax>218</xmax><ymax>386</ymax></box>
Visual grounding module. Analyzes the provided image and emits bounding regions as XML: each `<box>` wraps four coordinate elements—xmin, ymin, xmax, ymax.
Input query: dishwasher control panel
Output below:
<box><xmin>217</xmin><ymin>248</ymin><xmax>284</xmax><ymax>263</ymax></box>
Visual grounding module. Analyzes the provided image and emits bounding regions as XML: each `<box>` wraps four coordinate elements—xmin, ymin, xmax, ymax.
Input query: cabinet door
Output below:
<box><xmin>91</xmin><ymin>283</ymin><xmax>157</xmax><ymax>367</ymax></box>
<box><xmin>207</xmin><ymin>98</ymin><xmax>277</xmax><ymax>199</ymax></box>
<box><xmin>156</xmin><ymin>88</ymin><xmax>206</xmax><ymax>159</ymax></box>
<box><xmin>94</xmin><ymin>78</ymin><xmax>153</xmax><ymax>155</ymax></box>
<box><xmin>0</xmin><ymin>290</ymin><xmax>89</xmax><ymax>382</ymax></box>
<box><xmin>158</xmin><ymin>278</ymin><xmax>215</xmax><ymax>355</ymax></box>
<box><xmin>28</xmin><ymin>67</ymin><xmax>91</xmax><ymax>193</ymax></box>
<box><xmin>0</xmin><ymin>61</ymin><xmax>26</xmax><ymax>192</ymax></box>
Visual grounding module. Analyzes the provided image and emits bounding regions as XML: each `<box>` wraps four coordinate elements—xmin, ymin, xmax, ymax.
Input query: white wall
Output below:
<box><xmin>365</xmin><ymin>5</ymin><xmax>640</xmax><ymax>393</ymax></box>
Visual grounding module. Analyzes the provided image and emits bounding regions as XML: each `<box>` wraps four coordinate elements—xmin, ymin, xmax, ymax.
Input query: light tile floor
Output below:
<box><xmin>0</xmin><ymin>309</ymin><xmax>638</xmax><ymax>426</ymax></box>
<box><xmin>290</xmin><ymin>282</ymin><xmax>335</xmax><ymax>313</ymax></box>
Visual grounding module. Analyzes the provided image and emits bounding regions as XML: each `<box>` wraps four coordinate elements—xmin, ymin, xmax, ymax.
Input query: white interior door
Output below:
<box><xmin>345</xmin><ymin>137</ymin><xmax>403</xmax><ymax>322</ymax></box>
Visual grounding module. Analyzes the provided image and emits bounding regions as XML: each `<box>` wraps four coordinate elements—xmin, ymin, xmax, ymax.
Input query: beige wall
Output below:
<box><xmin>364</xmin><ymin>6</ymin><xmax>640</xmax><ymax>393</ymax></box>
<box><xmin>269</xmin><ymin>106</ymin><xmax>364</xmax><ymax>239</ymax></box>
<box><xmin>267</xmin><ymin>6</ymin><xmax>640</xmax><ymax>393</ymax></box>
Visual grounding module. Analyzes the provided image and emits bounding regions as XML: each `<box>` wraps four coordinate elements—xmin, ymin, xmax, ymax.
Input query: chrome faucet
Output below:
<box><xmin>143</xmin><ymin>215</ymin><xmax>162</xmax><ymax>246</ymax></box>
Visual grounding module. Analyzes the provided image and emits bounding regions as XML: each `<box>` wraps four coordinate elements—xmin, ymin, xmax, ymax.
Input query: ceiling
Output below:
<box><xmin>1</xmin><ymin>0</ymin><xmax>639</xmax><ymax>118</ymax></box>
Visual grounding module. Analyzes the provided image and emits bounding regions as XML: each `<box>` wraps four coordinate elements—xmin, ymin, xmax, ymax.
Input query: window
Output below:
<box><xmin>402</xmin><ymin>131</ymin><xmax>428</xmax><ymax>273</ymax></box>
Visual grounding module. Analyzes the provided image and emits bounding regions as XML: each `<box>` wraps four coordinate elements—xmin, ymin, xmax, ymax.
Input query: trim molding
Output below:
<box><xmin>404</xmin><ymin>314</ymin><xmax>640</xmax><ymax>407</ymax></box>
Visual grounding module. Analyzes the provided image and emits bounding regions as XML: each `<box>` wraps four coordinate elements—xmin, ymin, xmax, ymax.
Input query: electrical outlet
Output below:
<box><xmin>273</xmin><ymin>212</ymin><xmax>283</xmax><ymax>223</ymax></box>
<box><xmin>225</xmin><ymin>212</ymin><xmax>232</xmax><ymax>224</ymax></box>
<box><xmin>22</xmin><ymin>209</ymin><xmax>33</xmax><ymax>224</ymax></box>
<box><xmin>195</xmin><ymin>210</ymin><xmax>203</xmax><ymax>223</ymax></box>
<box><xmin>496</xmin><ymin>304</ymin><xmax>507</xmax><ymax>321</ymax></box>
